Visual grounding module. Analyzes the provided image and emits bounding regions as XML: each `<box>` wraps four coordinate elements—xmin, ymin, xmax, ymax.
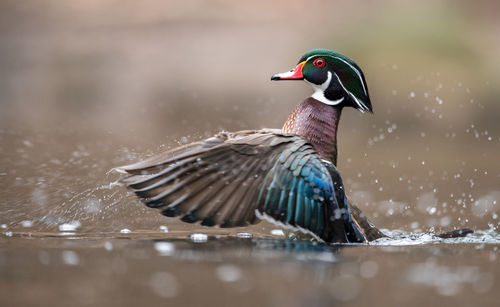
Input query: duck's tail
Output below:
<box><xmin>436</xmin><ymin>228</ymin><xmax>474</xmax><ymax>238</ymax></box>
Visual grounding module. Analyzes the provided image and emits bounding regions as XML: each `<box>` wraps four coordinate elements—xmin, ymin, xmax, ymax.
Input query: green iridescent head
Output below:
<box><xmin>272</xmin><ymin>49</ymin><xmax>372</xmax><ymax>113</ymax></box>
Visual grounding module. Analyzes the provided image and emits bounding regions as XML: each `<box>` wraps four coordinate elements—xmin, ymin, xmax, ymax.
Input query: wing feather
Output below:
<box><xmin>117</xmin><ymin>130</ymin><xmax>365</xmax><ymax>243</ymax></box>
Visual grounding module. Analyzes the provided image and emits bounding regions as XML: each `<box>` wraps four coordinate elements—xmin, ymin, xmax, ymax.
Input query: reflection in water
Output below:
<box><xmin>1</xmin><ymin>233</ymin><xmax>498</xmax><ymax>306</ymax></box>
<box><xmin>404</xmin><ymin>261</ymin><xmax>495</xmax><ymax>296</ymax></box>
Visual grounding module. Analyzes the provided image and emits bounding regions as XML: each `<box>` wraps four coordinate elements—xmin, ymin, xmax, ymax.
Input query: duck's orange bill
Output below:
<box><xmin>271</xmin><ymin>61</ymin><xmax>305</xmax><ymax>80</ymax></box>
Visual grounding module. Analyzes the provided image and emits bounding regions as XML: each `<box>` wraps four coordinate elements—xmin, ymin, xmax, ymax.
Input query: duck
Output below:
<box><xmin>115</xmin><ymin>49</ymin><xmax>383</xmax><ymax>243</ymax></box>
<box><xmin>115</xmin><ymin>49</ymin><xmax>470</xmax><ymax>243</ymax></box>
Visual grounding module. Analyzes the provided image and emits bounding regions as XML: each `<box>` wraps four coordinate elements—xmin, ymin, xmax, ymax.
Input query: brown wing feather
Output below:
<box><xmin>117</xmin><ymin>130</ymin><xmax>368</xmax><ymax>243</ymax></box>
<box><xmin>118</xmin><ymin>130</ymin><xmax>299</xmax><ymax>226</ymax></box>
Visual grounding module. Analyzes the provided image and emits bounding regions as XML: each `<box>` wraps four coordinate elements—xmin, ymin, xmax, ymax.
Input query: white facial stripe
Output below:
<box><xmin>328</xmin><ymin>56</ymin><xmax>368</xmax><ymax>96</ymax></box>
<box><xmin>305</xmin><ymin>54</ymin><xmax>368</xmax><ymax>96</ymax></box>
<box><xmin>333</xmin><ymin>72</ymin><xmax>369</xmax><ymax>112</ymax></box>
<box><xmin>312</xmin><ymin>93</ymin><xmax>344</xmax><ymax>105</ymax></box>
<box><xmin>308</xmin><ymin>71</ymin><xmax>344</xmax><ymax>105</ymax></box>
<box><xmin>304</xmin><ymin>60</ymin><xmax>368</xmax><ymax>110</ymax></box>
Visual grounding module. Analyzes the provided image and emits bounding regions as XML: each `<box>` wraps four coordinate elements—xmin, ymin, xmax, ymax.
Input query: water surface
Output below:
<box><xmin>1</xmin><ymin>230</ymin><xmax>499</xmax><ymax>307</ymax></box>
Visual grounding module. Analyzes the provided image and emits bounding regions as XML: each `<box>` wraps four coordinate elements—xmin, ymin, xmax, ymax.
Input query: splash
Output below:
<box><xmin>371</xmin><ymin>229</ymin><xmax>500</xmax><ymax>245</ymax></box>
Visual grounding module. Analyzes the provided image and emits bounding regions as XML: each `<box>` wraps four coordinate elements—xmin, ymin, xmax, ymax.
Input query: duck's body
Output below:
<box><xmin>116</xmin><ymin>49</ymin><xmax>388</xmax><ymax>243</ymax></box>
<box><xmin>118</xmin><ymin>128</ymin><xmax>369</xmax><ymax>242</ymax></box>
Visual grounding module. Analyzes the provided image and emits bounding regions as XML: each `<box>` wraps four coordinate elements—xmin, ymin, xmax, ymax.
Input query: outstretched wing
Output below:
<box><xmin>116</xmin><ymin>130</ymin><xmax>363</xmax><ymax>243</ymax></box>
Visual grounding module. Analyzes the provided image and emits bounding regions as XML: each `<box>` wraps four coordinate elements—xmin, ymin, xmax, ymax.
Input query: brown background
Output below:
<box><xmin>0</xmin><ymin>1</ymin><xmax>499</xmax><ymax>307</ymax></box>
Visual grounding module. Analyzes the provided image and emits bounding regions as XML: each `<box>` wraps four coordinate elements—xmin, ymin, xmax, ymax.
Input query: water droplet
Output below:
<box><xmin>21</xmin><ymin>220</ymin><xmax>33</xmax><ymax>228</ymax></box>
<box><xmin>61</xmin><ymin>250</ymin><xmax>80</xmax><ymax>266</ymax></box>
<box><xmin>270</xmin><ymin>229</ymin><xmax>285</xmax><ymax>236</ymax></box>
<box><xmin>190</xmin><ymin>233</ymin><xmax>208</xmax><ymax>243</ymax></box>
<box><xmin>59</xmin><ymin>221</ymin><xmax>81</xmax><ymax>232</ymax></box>
<box><xmin>104</xmin><ymin>241</ymin><xmax>113</xmax><ymax>251</ymax></box>
<box><xmin>155</xmin><ymin>242</ymin><xmax>175</xmax><ymax>256</ymax></box>
<box><xmin>216</xmin><ymin>265</ymin><xmax>243</xmax><ymax>282</ymax></box>
<box><xmin>149</xmin><ymin>272</ymin><xmax>180</xmax><ymax>298</ymax></box>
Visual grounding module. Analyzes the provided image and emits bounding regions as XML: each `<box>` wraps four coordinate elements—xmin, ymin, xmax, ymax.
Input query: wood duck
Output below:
<box><xmin>116</xmin><ymin>49</ymin><xmax>386</xmax><ymax>243</ymax></box>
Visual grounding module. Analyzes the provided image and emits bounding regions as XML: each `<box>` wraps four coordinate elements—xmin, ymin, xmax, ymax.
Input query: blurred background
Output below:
<box><xmin>1</xmin><ymin>1</ymin><xmax>500</xmax><ymax>307</ymax></box>
<box><xmin>0</xmin><ymin>0</ymin><xmax>499</xmax><ymax>233</ymax></box>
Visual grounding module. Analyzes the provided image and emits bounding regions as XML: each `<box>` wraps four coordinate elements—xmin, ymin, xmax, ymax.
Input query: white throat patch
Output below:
<box><xmin>308</xmin><ymin>71</ymin><xmax>344</xmax><ymax>105</ymax></box>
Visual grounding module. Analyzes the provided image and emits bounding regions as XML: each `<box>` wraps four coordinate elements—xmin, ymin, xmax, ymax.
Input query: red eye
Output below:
<box><xmin>313</xmin><ymin>58</ymin><xmax>325</xmax><ymax>68</ymax></box>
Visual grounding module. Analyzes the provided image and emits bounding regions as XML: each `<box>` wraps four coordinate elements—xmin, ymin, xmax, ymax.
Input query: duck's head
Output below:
<box><xmin>272</xmin><ymin>49</ymin><xmax>372</xmax><ymax>113</ymax></box>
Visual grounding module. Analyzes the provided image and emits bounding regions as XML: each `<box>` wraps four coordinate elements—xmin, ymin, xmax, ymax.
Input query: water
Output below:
<box><xmin>2</xmin><ymin>122</ymin><xmax>498</xmax><ymax>307</ymax></box>
<box><xmin>1</xmin><ymin>231</ymin><xmax>498</xmax><ymax>307</ymax></box>
<box><xmin>372</xmin><ymin>229</ymin><xmax>500</xmax><ymax>245</ymax></box>
<box><xmin>1</xmin><ymin>134</ymin><xmax>499</xmax><ymax>307</ymax></box>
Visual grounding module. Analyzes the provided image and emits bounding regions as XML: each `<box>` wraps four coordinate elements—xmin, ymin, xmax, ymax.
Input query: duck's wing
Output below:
<box><xmin>116</xmin><ymin>129</ymin><xmax>364</xmax><ymax>243</ymax></box>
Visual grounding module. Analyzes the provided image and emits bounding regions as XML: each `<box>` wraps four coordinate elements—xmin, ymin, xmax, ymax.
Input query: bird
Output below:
<box><xmin>115</xmin><ymin>48</ymin><xmax>385</xmax><ymax>243</ymax></box>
